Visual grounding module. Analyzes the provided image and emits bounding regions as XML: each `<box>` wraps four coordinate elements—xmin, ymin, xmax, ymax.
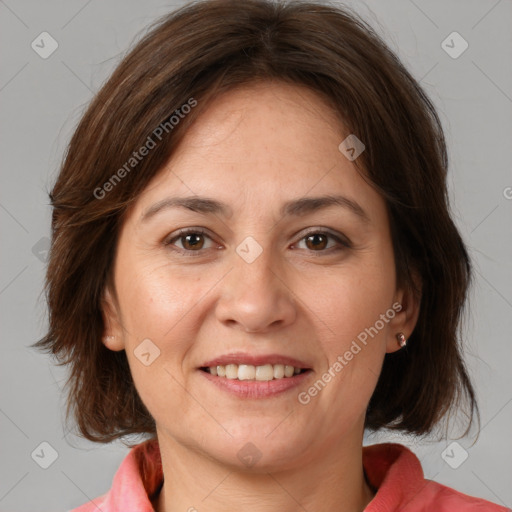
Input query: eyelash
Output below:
<box><xmin>162</xmin><ymin>227</ymin><xmax>351</xmax><ymax>257</ymax></box>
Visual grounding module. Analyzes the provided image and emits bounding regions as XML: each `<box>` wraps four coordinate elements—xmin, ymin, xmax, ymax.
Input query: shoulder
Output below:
<box><xmin>363</xmin><ymin>443</ymin><xmax>508</xmax><ymax>511</ymax></box>
<box><xmin>68</xmin><ymin>494</ymin><xmax>107</xmax><ymax>512</ymax></box>
<box><xmin>68</xmin><ymin>438</ymin><xmax>162</xmax><ymax>512</ymax></box>
<box><xmin>408</xmin><ymin>478</ymin><xmax>509</xmax><ymax>511</ymax></box>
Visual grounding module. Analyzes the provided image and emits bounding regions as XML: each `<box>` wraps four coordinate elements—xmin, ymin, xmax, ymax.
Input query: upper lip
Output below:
<box><xmin>201</xmin><ymin>352</ymin><xmax>311</xmax><ymax>369</ymax></box>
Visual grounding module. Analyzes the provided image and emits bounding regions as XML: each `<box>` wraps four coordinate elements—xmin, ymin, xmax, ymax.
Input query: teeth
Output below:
<box><xmin>273</xmin><ymin>364</ymin><xmax>284</xmax><ymax>379</ymax></box>
<box><xmin>206</xmin><ymin>363</ymin><xmax>304</xmax><ymax>381</ymax></box>
<box><xmin>226</xmin><ymin>364</ymin><xmax>238</xmax><ymax>379</ymax></box>
<box><xmin>255</xmin><ymin>364</ymin><xmax>274</xmax><ymax>381</ymax></box>
<box><xmin>284</xmin><ymin>365</ymin><xmax>295</xmax><ymax>377</ymax></box>
<box><xmin>238</xmin><ymin>364</ymin><xmax>255</xmax><ymax>380</ymax></box>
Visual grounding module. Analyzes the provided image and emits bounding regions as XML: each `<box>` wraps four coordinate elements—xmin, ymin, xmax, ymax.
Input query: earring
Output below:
<box><xmin>104</xmin><ymin>335</ymin><xmax>115</xmax><ymax>342</ymax></box>
<box><xmin>396</xmin><ymin>332</ymin><xmax>407</xmax><ymax>348</ymax></box>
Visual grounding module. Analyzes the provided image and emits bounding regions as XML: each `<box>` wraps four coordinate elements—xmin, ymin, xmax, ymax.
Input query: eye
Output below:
<box><xmin>163</xmin><ymin>227</ymin><xmax>351</xmax><ymax>256</ymax></box>
<box><xmin>163</xmin><ymin>228</ymin><xmax>218</xmax><ymax>253</ymax></box>
<box><xmin>294</xmin><ymin>230</ymin><xmax>350</xmax><ymax>252</ymax></box>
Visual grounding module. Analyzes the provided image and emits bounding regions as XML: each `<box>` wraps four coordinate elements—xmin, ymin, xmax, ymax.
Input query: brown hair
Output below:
<box><xmin>33</xmin><ymin>0</ymin><xmax>478</xmax><ymax>443</ymax></box>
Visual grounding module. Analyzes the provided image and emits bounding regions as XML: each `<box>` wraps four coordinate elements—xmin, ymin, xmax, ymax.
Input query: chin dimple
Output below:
<box><xmin>203</xmin><ymin>363</ymin><xmax>303</xmax><ymax>381</ymax></box>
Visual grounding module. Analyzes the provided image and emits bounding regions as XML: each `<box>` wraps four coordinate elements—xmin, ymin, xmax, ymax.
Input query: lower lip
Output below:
<box><xmin>198</xmin><ymin>369</ymin><xmax>312</xmax><ymax>398</ymax></box>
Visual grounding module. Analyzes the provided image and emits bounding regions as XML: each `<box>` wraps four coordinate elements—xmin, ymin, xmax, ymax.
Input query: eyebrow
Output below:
<box><xmin>140</xmin><ymin>194</ymin><xmax>370</xmax><ymax>223</ymax></box>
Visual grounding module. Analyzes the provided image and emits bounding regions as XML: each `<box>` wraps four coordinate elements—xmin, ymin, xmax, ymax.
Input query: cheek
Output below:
<box><xmin>312</xmin><ymin>247</ymin><xmax>396</xmax><ymax>393</ymax></box>
<box><xmin>112</xmin><ymin>257</ymin><xmax>212</xmax><ymax>407</ymax></box>
<box><xmin>115</xmin><ymin>256</ymin><xmax>206</xmax><ymax>339</ymax></box>
<box><xmin>320</xmin><ymin>260</ymin><xmax>396</xmax><ymax>343</ymax></box>
<box><xmin>113</xmin><ymin>260</ymin><xmax>210</xmax><ymax>415</ymax></box>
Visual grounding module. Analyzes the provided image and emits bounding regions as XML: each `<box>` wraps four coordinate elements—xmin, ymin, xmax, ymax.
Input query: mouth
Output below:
<box><xmin>198</xmin><ymin>353</ymin><xmax>313</xmax><ymax>398</ymax></box>
<box><xmin>200</xmin><ymin>363</ymin><xmax>309</xmax><ymax>381</ymax></box>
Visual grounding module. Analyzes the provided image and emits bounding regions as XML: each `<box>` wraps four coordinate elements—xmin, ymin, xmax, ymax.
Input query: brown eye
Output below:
<box><xmin>164</xmin><ymin>229</ymin><xmax>216</xmax><ymax>253</ymax></box>
<box><xmin>305</xmin><ymin>233</ymin><xmax>328</xmax><ymax>250</ymax></box>
<box><xmin>180</xmin><ymin>233</ymin><xmax>205</xmax><ymax>250</ymax></box>
<box><xmin>295</xmin><ymin>230</ymin><xmax>350</xmax><ymax>253</ymax></box>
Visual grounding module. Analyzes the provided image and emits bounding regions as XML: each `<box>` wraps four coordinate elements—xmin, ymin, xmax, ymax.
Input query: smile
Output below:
<box><xmin>201</xmin><ymin>363</ymin><xmax>306</xmax><ymax>381</ymax></box>
<box><xmin>198</xmin><ymin>366</ymin><xmax>312</xmax><ymax>399</ymax></box>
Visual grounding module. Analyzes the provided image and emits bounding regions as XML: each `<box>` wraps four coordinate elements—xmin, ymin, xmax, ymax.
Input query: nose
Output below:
<box><xmin>215</xmin><ymin>243</ymin><xmax>297</xmax><ymax>334</ymax></box>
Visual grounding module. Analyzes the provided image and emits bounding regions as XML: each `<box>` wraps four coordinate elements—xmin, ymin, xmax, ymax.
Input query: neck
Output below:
<box><xmin>154</xmin><ymin>428</ymin><xmax>375</xmax><ymax>512</ymax></box>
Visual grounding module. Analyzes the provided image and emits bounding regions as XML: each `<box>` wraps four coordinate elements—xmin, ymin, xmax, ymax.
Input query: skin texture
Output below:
<box><xmin>102</xmin><ymin>81</ymin><xmax>420</xmax><ymax>511</ymax></box>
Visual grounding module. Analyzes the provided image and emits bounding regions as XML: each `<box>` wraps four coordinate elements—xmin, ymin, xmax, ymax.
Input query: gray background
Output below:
<box><xmin>1</xmin><ymin>0</ymin><xmax>511</xmax><ymax>510</ymax></box>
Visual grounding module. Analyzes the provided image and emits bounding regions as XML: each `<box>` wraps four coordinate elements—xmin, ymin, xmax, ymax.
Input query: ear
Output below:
<box><xmin>386</xmin><ymin>274</ymin><xmax>422</xmax><ymax>354</ymax></box>
<box><xmin>100</xmin><ymin>286</ymin><xmax>126</xmax><ymax>352</ymax></box>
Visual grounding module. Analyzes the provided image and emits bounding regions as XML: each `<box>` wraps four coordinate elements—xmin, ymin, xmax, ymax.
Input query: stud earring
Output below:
<box><xmin>104</xmin><ymin>335</ymin><xmax>115</xmax><ymax>342</ymax></box>
<box><xmin>396</xmin><ymin>332</ymin><xmax>407</xmax><ymax>348</ymax></box>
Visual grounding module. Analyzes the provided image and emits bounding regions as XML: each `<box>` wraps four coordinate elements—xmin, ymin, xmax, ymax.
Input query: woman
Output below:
<box><xmin>34</xmin><ymin>0</ymin><xmax>508</xmax><ymax>510</ymax></box>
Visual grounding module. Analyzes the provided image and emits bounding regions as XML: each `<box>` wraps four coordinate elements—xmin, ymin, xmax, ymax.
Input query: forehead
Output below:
<box><xmin>133</xmin><ymin>81</ymin><xmax>384</xmax><ymax>222</ymax></box>
<box><xmin>170</xmin><ymin>81</ymin><xmax>344</xmax><ymax>176</ymax></box>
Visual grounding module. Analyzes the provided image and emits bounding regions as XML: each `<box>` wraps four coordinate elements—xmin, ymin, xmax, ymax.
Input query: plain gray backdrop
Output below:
<box><xmin>1</xmin><ymin>0</ymin><xmax>511</xmax><ymax>510</ymax></box>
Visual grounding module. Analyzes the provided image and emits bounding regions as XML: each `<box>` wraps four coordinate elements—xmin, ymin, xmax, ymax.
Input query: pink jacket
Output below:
<box><xmin>71</xmin><ymin>439</ymin><xmax>508</xmax><ymax>511</ymax></box>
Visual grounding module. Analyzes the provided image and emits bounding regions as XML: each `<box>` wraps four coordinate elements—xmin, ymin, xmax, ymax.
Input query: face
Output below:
<box><xmin>103</xmin><ymin>81</ymin><xmax>417</xmax><ymax>470</ymax></box>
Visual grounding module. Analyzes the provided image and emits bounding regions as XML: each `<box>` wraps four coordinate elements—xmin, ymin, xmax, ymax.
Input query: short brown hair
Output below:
<box><xmin>33</xmin><ymin>0</ymin><xmax>478</xmax><ymax>443</ymax></box>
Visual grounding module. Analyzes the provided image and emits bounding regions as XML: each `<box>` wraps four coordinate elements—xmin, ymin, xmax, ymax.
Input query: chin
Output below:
<box><xmin>201</xmin><ymin>425</ymin><xmax>312</xmax><ymax>472</ymax></box>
